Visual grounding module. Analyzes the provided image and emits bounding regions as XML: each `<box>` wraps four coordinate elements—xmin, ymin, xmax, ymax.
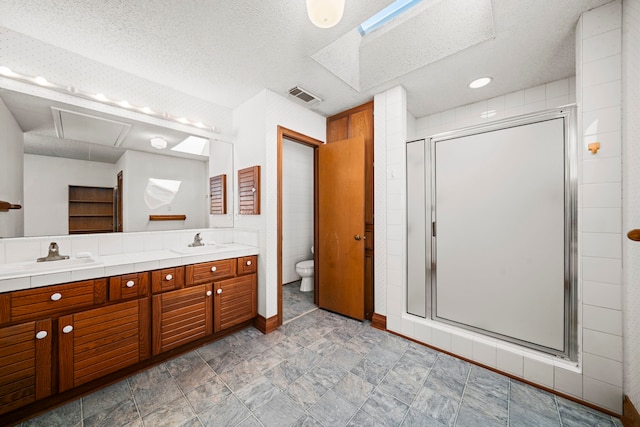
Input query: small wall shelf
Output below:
<box><xmin>0</xmin><ymin>201</ymin><xmax>21</xmax><ymax>212</ymax></box>
<box><xmin>238</xmin><ymin>166</ymin><xmax>260</xmax><ymax>215</ymax></box>
<box><xmin>68</xmin><ymin>186</ymin><xmax>115</xmax><ymax>234</ymax></box>
<box><xmin>149</xmin><ymin>215</ymin><xmax>187</xmax><ymax>221</ymax></box>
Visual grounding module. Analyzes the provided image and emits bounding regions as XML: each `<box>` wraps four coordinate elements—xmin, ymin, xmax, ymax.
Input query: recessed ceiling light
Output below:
<box><xmin>150</xmin><ymin>137</ymin><xmax>167</xmax><ymax>149</ymax></box>
<box><xmin>468</xmin><ymin>77</ymin><xmax>493</xmax><ymax>89</ymax></box>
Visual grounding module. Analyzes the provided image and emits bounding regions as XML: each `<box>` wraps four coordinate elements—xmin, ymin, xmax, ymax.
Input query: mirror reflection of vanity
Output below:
<box><xmin>0</xmin><ymin>86</ymin><xmax>234</xmax><ymax>238</ymax></box>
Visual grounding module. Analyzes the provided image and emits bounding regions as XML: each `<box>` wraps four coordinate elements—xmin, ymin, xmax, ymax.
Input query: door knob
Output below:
<box><xmin>354</xmin><ymin>234</ymin><xmax>362</xmax><ymax>241</ymax></box>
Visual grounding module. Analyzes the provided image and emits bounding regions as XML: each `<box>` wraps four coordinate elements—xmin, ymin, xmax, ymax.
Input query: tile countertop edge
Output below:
<box><xmin>0</xmin><ymin>244</ymin><xmax>259</xmax><ymax>293</ymax></box>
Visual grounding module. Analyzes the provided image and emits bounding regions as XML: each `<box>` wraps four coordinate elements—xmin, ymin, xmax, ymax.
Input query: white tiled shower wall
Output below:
<box><xmin>282</xmin><ymin>139</ymin><xmax>314</xmax><ymax>284</ymax></box>
<box><xmin>375</xmin><ymin>1</ymin><xmax>624</xmax><ymax>413</ymax></box>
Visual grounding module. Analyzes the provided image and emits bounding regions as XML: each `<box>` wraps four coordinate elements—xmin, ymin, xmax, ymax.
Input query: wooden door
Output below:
<box><xmin>318</xmin><ymin>136</ymin><xmax>366</xmax><ymax>320</ymax></box>
<box><xmin>59</xmin><ymin>299</ymin><xmax>150</xmax><ymax>391</ymax></box>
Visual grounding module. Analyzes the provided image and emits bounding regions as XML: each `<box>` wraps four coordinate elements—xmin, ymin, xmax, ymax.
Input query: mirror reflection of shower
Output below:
<box><xmin>282</xmin><ymin>138</ymin><xmax>316</xmax><ymax>323</ymax></box>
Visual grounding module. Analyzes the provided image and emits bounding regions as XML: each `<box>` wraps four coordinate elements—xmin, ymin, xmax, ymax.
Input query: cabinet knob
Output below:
<box><xmin>206</xmin><ymin>290</ymin><xmax>212</xmax><ymax>297</ymax></box>
<box><xmin>50</xmin><ymin>292</ymin><xmax>62</xmax><ymax>301</ymax></box>
<box><xmin>217</xmin><ymin>288</ymin><xmax>222</xmax><ymax>295</ymax></box>
<box><xmin>35</xmin><ymin>331</ymin><xmax>48</xmax><ymax>340</ymax></box>
<box><xmin>211</xmin><ymin>266</ymin><xmax>217</xmax><ymax>272</ymax></box>
<box><xmin>126</xmin><ymin>280</ymin><xmax>135</xmax><ymax>288</ymax></box>
<box><xmin>165</xmin><ymin>274</ymin><xmax>173</xmax><ymax>281</ymax></box>
<box><xmin>246</xmin><ymin>260</ymin><xmax>252</xmax><ymax>266</ymax></box>
<box><xmin>62</xmin><ymin>325</ymin><xmax>74</xmax><ymax>334</ymax></box>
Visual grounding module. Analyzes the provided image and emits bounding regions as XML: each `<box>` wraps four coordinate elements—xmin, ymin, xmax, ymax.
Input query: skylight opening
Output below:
<box><xmin>358</xmin><ymin>0</ymin><xmax>422</xmax><ymax>36</ymax></box>
<box><xmin>171</xmin><ymin>135</ymin><xmax>210</xmax><ymax>156</ymax></box>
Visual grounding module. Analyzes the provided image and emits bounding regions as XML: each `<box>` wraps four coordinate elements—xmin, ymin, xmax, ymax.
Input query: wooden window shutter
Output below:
<box><xmin>238</xmin><ymin>166</ymin><xmax>260</xmax><ymax>215</ymax></box>
<box><xmin>210</xmin><ymin>174</ymin><xmax>227</xmax><ymax>214</ymax></box>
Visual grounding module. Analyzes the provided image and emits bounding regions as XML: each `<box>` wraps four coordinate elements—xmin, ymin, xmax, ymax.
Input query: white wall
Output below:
<box><xmin>23</xmin><ymin>154</ymin><xmax>116</xmax><ymax>236</ymax></box>
<box><xmin>209</xmin><ymin>140</ymin><xmax>234</xmax><ymax>228</ymax></box>
<box><xmin>374</xmin><ymin>1</ymin><xmax>625</xmax><ymax>414</ymax></box>
<box><xmin>0</xmin><ymin>98</ymin><xmax>24</xmax><ymax>238</ymax></box>
<box><xmin>622</xmin><ymin>0</ymin><xmax>640</xmax><ymax>410</ymax></box>
<box><xmin>282</xmin><ymin>138</ymin><xmax>314</xmax><ymax>284</ymax></box>
<box><xmin>233</xmin><ymin>89</ymin><xmax>325</xmax><ymax>319</ymax></box>
<box><xmin>115</xmin><ymin>150</ymin><xmax>208</xmax><ymax>233</ymax></box>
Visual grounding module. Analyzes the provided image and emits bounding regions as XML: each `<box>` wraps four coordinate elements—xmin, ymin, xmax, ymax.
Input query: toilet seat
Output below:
<box><xmin>297</xmin><ymin>260</ymin><xmax>314</xmax><ymax>269</ymax></box>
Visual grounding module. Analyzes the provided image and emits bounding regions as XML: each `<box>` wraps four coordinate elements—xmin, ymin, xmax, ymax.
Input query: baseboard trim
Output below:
<box><xmin>254</xmin><ymin>314</ymin><xmax>279</xmax><ymax>334</ymax></box>
<box><xmin>623</xmin><ymin>395</ymin><xmax>640</xmax><ymax>427</ymax></box>
<box><xmin>371</xmin><ymin>313</ymin><xmax>387</xmax><ymax>331</ymax></box>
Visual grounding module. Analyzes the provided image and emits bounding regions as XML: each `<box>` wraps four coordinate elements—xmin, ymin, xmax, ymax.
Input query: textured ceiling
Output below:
<box><xmin>0</xmin><ymin>0</ymin><xmax>612</xmax><ymax>125</ymax></box>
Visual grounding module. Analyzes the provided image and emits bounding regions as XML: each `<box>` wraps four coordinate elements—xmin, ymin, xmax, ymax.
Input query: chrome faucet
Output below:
<box><xmin>37</xmin><ymin>242</ymin><xmax>70</xmax><ymax>262</ymax></box>
<box><xmin>188</xmin><ymin>233</ymin><xmax>204</xmax><ymax>247</ymax></box>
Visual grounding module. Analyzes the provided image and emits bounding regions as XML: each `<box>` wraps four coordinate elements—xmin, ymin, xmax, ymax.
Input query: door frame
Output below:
<box><xmin>277</xmin><ymin>126</ymin><xmax>323</xmax><ymax>326</ymax></box>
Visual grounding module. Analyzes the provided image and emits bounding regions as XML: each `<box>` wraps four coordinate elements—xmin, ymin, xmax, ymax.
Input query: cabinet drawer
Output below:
<box><xmin>10</xmin><ymin>279</ymin><xmax>107</xmax><ymax>323</ymax></box>
<box><xmin>151</xmin><ymin>267</ymin><xmax>185</xmax><ymax>293</ymax></box>
<box><xmin>237</xmin><ymin>256</ymin><xmax>257</xmax><ymax>275</ymax></box>
<box><xmin>214</xmin><ymin>273</ymin><xmax>257</xmax><ymax>332</ymax></box>
<box><xmin>185</xmin><ymin>259</ymin><xmax>236</xmax><ymax>285</ymax></box>
<box><xmin>109</xmin><ymin>273</ymin><xmax>149</xmax><ymax>301</ymax></box>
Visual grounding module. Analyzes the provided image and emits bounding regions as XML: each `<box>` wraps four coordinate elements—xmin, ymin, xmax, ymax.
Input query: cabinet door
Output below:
<box><xmin>152</xmin><ymin>284</ymin><xmax>213</xmax><ymax>355</ymax></box>
<box><xmin>59</xmin><ymin>299</ymin><xmax>150</xmax><ymax>392</ymax></box>
<box><xmin>109</xmin><ymin>273</ymin><xmax>149</xmax><ymax>301</ymax></box>
<box><xmin>185</xmin><ymin>259</ymin><xmax>236</xmax><ymax>285</ymax></box>
<box><xmin>0</xmin><ymin>319</ymin><xmax>52</xmax><ymax>415</ymax></box>
<box><xmin>237</xmin><ymin>256</ymin><xmax>256</xmax><ymax>276</ymax></box>
<box><xmin>151</xmin><ymin>267</ymin><xmax>185</xmax><ymax>293</ymax></box>
<box><xmin>214</xmin><ymin>274</ymin><xmax>257</xmax><ymax>332</ymax></box>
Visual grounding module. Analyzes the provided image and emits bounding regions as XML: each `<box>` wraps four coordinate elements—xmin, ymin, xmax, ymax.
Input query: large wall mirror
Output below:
<box><xmin>0</xmin><ymin>86</ymin><xmax>234</xmax><ymax>237</ymax></box>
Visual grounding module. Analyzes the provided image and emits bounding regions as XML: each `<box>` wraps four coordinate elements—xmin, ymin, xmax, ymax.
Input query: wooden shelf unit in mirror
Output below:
<box><xmin>68</xmin><ymin>185</ymin><xmax>115</xmax><ymax>234</ymax></box>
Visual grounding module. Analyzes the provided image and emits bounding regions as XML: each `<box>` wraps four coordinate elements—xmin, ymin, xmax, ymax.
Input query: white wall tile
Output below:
<box><xmin>582</xmin><ymin>233</ymin><xmax>621</xmax><ymax>259</ymax></box>
<box><xmin>583</xmin><ymin>376</ymin><xmax>623</xmax><ymax>413</ymax></box>
<box><xmin>142</xmin><ymin>233</ymin><xmax>163</xmax><ymax>252</ymax></box>
<box><xmin>582</xmin><ymin>55</ymin><xmax>622</xmax><ymax>88</ymax></box>
<box><xmin>583</xmin><ymin>352</ymin><xmax>623</xmax><ymax>387</ymax></box>
<box><xmin>505</xmin><ymin>90</ymin><xmax>525</xmax><ymax>109</ymax></box>
<box><xmin>546</xmin><ymin>79</ymin><xmax>570</xmax><ymax>98</ymax></box>
<box><xmin>583</xmin><ymin>131</ymin><xmax>621</xmax><ymax>159</ymax></box>
<box><xmin>583</xmin><ymin>256</ymin><xmax>622</xmax><ymax>284</ymax></box>
<box><xmin>583</xmin><ymin>29</ymin><xmax>622</xmax><ymax>63</ymax></box>
<box><xmin>497</xmin><ymin>345</ymin><xmax>523</xmax><ymax>377</ymax></box>
<box><xmin>473</xmin><ymin>339</ymin><xmax>497</xmax><ymax>368</ymax></box>
<box><xmin>4</xmin><ymin>239</ymin><xmax>40</xmax><ymax>263</ymax></box>
<box><xmin>583</xmin><ymin>304</ymin><xmax>622</xmax><ymax>336</ymax></box>
<box><xmin>0</xmin><ymin>242</ymin><xmax>5</xmax><ymax>263</ymax></box>
<box><xmin>546</xmin><ymin>95</ymin><xmax>570</xmax><ymax>109</ymax></box>
<box><xmin>414</xmin><ymin>322</ymin><xmax>432</xmax><ymax>344</ymax></box>
<box><xmin>583</xmin><ymin>281</ymin><xmax>622</xmax><ymax>310</ymax></box>
<box><xmin>581</xmin><ymin>0</ymin><xmax>621</xmax><ymax>39</ymax></box>
<box><xmin>583</xmin><ymin>107</ymin><xmax>621</xmax><ymax>135</ymax></box>
<box><xmin>583</xmin><ymin>80</ymin><xmax>621</xmax><ymax>112</ymax></box>
<box><xmin>583</xmin><ymin>329</ymin><xmax>622</xmax><ymax>361</ymax></box>
<box><xmin>554</xmin><ymin>367</ymin><xmax>583</xmax><ymax>398</ymax></box>
<box><xmin>451</xmin><ymin>333</ymin><xmax>473</xmax><ymax>359</ymax></box>
<box><xmin>523</xmin><ymin>357</ymin><xmax>554</xmax><ymax>388</ymax></box>
<box><xmin>582</xmin><ymin>183</ymin><xmax>621</xmax><ymax>208</ymax></box>
<box><xmin>122</xmin><ymin>233</ymin><xmax>144</xmax><ymax>253</ymax></box>
<box><xmin>524</xmin><ymin>85</ymin><xmax>546</xmax><ymax>104</ymax></box>
<box><xmin>431</xmin><ymin>328</ymin><xmax>451</xmax><ymax>352</ymax></box>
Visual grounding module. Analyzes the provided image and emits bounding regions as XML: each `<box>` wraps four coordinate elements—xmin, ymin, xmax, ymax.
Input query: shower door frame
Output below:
<box><xmin>427</xmin><ymin>107</ymin><xmax>578</xmax><ymax>361</ymax></box>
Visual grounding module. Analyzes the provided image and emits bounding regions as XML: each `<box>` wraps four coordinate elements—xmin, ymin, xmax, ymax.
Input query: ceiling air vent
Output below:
<box><xmin>288</xmin><ymin>86</ymin><xmax>322</xmax><ymax>106</ymax></box>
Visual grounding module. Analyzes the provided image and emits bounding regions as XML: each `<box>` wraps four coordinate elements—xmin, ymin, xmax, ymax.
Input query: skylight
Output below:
<box><xmin>358</xmin><ymin>0</ymin><xmax>422</xmax><ymax>36</ymax></box>
<box><xmin>171</xmin><ymin>135</ymin><xmax>210</xmax><ymax>156</ymax></box>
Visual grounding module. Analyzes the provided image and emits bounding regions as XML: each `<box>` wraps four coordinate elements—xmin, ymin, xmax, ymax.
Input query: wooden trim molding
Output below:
<box><xmin>149</xmin><ymin>215</ymin><xmax>186</xmax><ymax>221</ymax></box>
<box><xmin>623</xmin><ymin>395</ymin><xmax>640</xmax><ymax>427</ymax></box>
<box><xmin>254</xmin><ymin>314</ymin><xmax>279</xmax><ymax>334</ymax></box>
<box><xmin>371</xmin><ymin>313</ymin><xmax>387</xmax><ymax>331</ymax></box>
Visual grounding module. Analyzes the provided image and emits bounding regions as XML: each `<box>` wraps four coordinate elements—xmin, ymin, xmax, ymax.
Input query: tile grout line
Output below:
<box><xmin>451</xmin><ymin>363</ymin><xmax>472</xmax><ymax>426</ymax></box>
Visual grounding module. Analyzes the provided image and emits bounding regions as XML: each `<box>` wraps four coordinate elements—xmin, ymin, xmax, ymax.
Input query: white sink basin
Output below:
<box><xmin>0</xmin><ymin>257</ymin><xmax>102</xmax><ymax>278</ymax></box>
<box><xmin>170</xmin><ymin>244</ymin><xmax>227</xmax><ymax>255</ymax></box>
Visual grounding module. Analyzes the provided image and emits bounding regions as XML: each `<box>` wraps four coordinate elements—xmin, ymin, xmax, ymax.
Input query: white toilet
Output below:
<box><xmin>295</xmin><ymin>247</ymin><xmax>314</xmax><ymax>292</ymax></box>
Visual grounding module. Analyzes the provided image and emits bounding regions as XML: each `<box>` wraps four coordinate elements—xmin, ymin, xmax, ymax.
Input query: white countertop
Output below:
<box><xmin>0</xmin><ymin>243</ymin><xmax>259</xmax><ymax>293</ymax></box>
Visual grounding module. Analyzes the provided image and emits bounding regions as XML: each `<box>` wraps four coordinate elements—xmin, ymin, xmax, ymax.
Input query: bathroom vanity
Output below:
<box><xmin>0</xmin><ymin>242</ymin><xmax>258</xmax><ymax>422</ymax></box>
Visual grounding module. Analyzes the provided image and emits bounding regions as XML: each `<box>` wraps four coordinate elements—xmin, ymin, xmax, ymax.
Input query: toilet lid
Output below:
<box><xmin>298</xmin><ymin>260</ymin><xmax>314</xmax><ymax>268</ymax></box>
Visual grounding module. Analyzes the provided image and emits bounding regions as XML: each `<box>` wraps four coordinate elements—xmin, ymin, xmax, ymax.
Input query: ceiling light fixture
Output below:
<box><xmin>0</xmin><ymin>65</ymin><xmax>218</xmax><ymax>133</ymax></box>
<box><xmin>306</xmin><ymin>0</ymin><xmax>345</xmax><ymax>28</ymax></box>
<box><xmin>468</xmin><ymin>77</ymin><xmax>493</xmax><ymax>89</ymax></box>
<box><xmin>150</xmin><ymin>137</ymin><xmax>168</xmax><ymax>149</ymax></box>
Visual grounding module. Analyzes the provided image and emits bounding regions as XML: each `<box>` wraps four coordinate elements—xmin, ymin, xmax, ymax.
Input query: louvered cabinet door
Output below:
<box><xmin>59</xmin><ymin>299</ymin><xmax>150</xmax><ymax>392</ymax></box>
<box><xmin>0</xmin><ymin>319</ymin><xmax>52</xmax><ymax>415</ymax></box>
<box><xmin>214</xmin><ymin>274</ymin><xmax>257</xmax><ymax>332</ymax></box>
<box><xmin>152</xmin><ymin>284</ymin><xmax>213</xmax><ymax>355</ymax></box>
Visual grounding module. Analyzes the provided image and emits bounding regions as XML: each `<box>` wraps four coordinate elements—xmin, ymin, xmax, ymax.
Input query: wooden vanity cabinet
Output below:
<box><xmin>151</xmin><ymin>267</ymin><xmax>185</xmax><ymax>293</ymax></box>
<box><xmin>0</xmin><ymin>319</ymin><xmax>52</xmax><ymax>416</ymax></box>
<box><xmin>185</xmin><ymin>259</ymin><xmax>236</xmax><ymax>285</ymax></box>
<box><xmin>109</xmin><ymin>272</ymin><xmax>149</xmax><ymax>301</ymax></box>
<box><xmin>237</xmin><ymin>255</ymin><xmax>257</xmax><ymax>275</ymax></box>
<box><xmin>152</xmin><ymin>284</ymin><xmax>213</xmax><ymax>355</ymax></box>
<box><xmin>213</xmin><ymin>274</ymin><xmax>256</xmax><ymax>332</ymax></box>
<box><xmin>59</xmin><ymin>298</ymin><xmax>150</xmax><ymax>391</ymax></box>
